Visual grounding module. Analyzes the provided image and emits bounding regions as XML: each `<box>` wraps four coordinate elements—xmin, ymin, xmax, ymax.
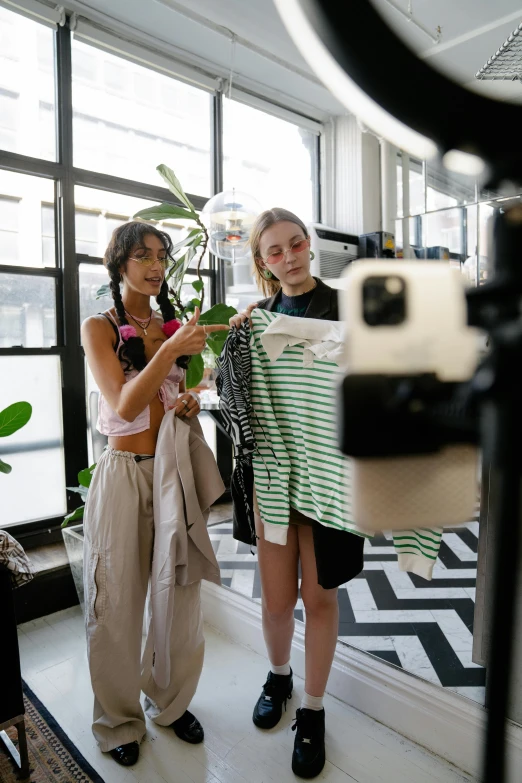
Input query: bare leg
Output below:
<box><xmin>298</xmin><ymin>525</ymin><xmax>339</xmax><ymax>697</ymax></box>
<box><xmin>255</xmin><ymin>512</ymin><xmax>299</xmax><ymax>666</ymax></box>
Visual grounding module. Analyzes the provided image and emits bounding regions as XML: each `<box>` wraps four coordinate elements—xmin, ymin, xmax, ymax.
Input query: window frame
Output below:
<box><xmin>0</xmin><ymin>12</ymin><xmax>322</xmax><ymax>543</ymax></box>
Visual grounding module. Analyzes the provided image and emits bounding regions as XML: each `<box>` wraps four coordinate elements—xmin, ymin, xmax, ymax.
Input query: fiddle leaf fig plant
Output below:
<box><xmin>0</xmin><ymin>401</ymin><xmax>32</xmax><ymax>475</ymax></box>
<box><xmin>133</xmin><ymin>164</ymin><xmax>237</xmax><ymax>387</ymax></box>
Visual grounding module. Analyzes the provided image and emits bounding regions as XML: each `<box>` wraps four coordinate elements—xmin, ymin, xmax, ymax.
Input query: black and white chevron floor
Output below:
<box><xmin>208</xmin><ymin>505</ymin><xmax>485</xmax><ymax>705</ymax></box>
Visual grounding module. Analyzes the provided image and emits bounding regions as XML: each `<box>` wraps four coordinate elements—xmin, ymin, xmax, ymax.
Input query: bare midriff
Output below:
<box><xmin>106</xmin><ymin>310</ymin><xmax>178</xmax><ymax>456</ymax></box>
<box><xmin>108</xmin><ymin>393</ymin><xmax>165</xmax><ymax>455</ymax></box>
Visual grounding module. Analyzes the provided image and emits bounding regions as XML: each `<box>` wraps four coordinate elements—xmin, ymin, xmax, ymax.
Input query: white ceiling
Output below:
<box><xmin>64</xmin><ymin>0</ymin><xmax>343</xmax><ymax>119</ymax></box>
<box><xmin>371</xmin><ymin>0</ymin><xmax>522</xmax><ymax>102</ymax></box>
<box><xmin>64</xmin><ymin>0</ymin><xmax>522</xmax><ymax>115</ymax></box>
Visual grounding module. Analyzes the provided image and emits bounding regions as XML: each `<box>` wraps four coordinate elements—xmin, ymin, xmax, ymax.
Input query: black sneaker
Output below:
<box><xmin>291</xmin><ymin>708</ymin><xmax>326</xmax><ymax>779</ymax></box>
<box><xmin>252</xmin><ymin>669</ymin><xmax>293</xmax><ymax>729</ymax></box>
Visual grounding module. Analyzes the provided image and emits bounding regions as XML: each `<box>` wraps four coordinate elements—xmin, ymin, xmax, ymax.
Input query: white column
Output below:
<box><xmin>361</xmin><ymin>130</ymin><xmax>381</xmax><ymax>235</ymax></box>
<box><xmin>402</xmin><ymin>152</ymin><xmax>412</xmax><ymax>258</ymax></box>
<box><xmin>333</xmin><ymin>115</ymin><xmax>363</xmax><ymax>234</ymax></box>
<box><xmin>322</xmin><ymin>115</ymin><xmax>382</xmax><ymax>237</ymax></box>
<box><xmin>380</xmin><ymin>140</ymin><xmax>398</xmax><ymax>235</ymax></box>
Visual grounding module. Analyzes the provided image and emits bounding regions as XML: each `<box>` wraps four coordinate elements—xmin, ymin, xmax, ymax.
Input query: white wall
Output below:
<box><xmin>322</xmin><ymin>115</ymin><xmax>382</xmax><ymax>237</ymax></box>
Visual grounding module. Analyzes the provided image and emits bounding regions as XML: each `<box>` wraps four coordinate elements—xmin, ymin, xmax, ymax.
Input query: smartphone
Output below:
<box><xmin>339</xmin><ymin>259</ymin><xmax>480</xmax><ymax>532</ymax></box>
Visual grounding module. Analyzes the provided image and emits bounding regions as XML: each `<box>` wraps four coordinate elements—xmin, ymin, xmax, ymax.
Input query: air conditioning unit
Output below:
<box><xmin>309</xmin><ymin>224</ymin><xmax>359</xmax><ymax>281</ymax></box>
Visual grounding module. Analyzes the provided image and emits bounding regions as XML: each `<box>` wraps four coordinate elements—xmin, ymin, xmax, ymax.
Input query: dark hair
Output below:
<box><xmin>104</xmin><ymin>221</ymin><xmax>185</xmax><ymax>371</ymax></box>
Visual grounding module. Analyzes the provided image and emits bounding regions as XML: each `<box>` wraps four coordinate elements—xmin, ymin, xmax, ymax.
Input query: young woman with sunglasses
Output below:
<box><xmin>81</xmin><ymin>221</ymin><xmax>228</xmax><ymax>767</ymax></box>
<box><xmin>230</xmin><ymin>209</ymin><xmax>364</xmax><ymax>779</ymax></box>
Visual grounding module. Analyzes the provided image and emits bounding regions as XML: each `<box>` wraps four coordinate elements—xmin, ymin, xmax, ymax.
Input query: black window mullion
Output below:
<box><xmin>73</xmin><ymin>168</ymin><xmax>208</xmax><ymax>212</ymax></box>
<box><xmin>315</xmin><ymin>133</ymin><xmax>322</xmax><ymax>224</ymax></box>
<box><xmin>0</xmin><ymin>264</ymin><xmax>60</xmax><ymax>278</ymax></box>
<box><xmin>0</xmin><ymin>347</ymin><xmax>62</xmax><ymax>356</ymax></box>
<box><xmin>210</xmin><ymin>91</ymin><xmax>225</xmax><ymax>306</ymax></box>
<box><xmin>56</xmin><ymin>20</ymin><xmax>88</xmax><ymax>511</ymax></box>
<box><xmin>54</xmin><ymin>179</ymin><xmax>65</xmax><ymax>344</ymax></box>
<box><xmin>0</xmin><ymin>149</ymin><xmax>63</xmax><ymax>180</ymax></box>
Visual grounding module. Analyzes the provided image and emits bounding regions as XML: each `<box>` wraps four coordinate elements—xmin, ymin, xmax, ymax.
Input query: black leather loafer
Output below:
<box><xmin>171</xmin><ymin>711</ymin><xmax>204</xmax><ymax>744</ymax></box>
<box><xmin>108</xmin><ymin>741</ymin><xmax>140</xmax><ymax>766</ymax></box>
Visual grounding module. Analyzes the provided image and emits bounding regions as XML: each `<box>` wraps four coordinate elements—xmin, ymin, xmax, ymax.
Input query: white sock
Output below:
<box><xmin>301</xmin><ymin>692</ymin><xmax>324</xmax><ymax>711</ymax></box>
<box><xmin>270</xmin><ymin>660</ymin><xmax>291</xmax><ymax>676</ymax></box>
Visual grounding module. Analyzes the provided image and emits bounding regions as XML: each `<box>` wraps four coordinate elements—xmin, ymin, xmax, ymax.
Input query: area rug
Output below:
<box><xmin>0</xmin><ymin>681</ymin><xmax>105</xmax><ymax>782</ymax></box>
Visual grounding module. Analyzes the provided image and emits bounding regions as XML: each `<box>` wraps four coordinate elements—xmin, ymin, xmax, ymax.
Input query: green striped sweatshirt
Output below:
<box><xmin>250</xmin><ymin>310</ymin><xmax>442</xmax><ymax>581</ymax></box>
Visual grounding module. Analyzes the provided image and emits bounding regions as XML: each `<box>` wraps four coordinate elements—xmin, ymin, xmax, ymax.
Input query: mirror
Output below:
<box><xmin>213</xmin><ymin>0</ymin><xmax>522</xmax><ymax>719</ymax></box>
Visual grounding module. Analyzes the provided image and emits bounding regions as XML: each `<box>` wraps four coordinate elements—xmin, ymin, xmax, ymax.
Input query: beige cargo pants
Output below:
<box><xmin>83</xmin><ymin>448</ymin><xmax>204</xmax><ymax>752</ymax></box>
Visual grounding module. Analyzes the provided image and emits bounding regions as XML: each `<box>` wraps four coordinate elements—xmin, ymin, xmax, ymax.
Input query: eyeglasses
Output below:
<box><xmin>128</xmin><ymin>256</ymin><xmax>169</xmax><ymax>268</ymax></box>
<box><xmin>262</xmin><ymin>237</ymin><xmax>310</xmax><ymax>265</ymax></box>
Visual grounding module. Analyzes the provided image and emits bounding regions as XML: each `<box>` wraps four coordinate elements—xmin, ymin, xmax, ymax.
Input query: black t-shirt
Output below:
<box><xmin>275</xmin><ymin>289</ymin><xmax>314</xmax><ymax>318</ymax></box>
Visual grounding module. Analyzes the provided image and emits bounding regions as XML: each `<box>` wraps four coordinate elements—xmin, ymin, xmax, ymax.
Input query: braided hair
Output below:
<box><xmin>104</xmin><ymin>221</ymin><xmax>187</xmax><ymax>371</ymax></box>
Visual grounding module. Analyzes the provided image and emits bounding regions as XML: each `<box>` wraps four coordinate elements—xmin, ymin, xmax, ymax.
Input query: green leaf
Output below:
<box><xmin>207</xmin><ymin>330</ymin><xmax>229</xmax><ymax>357</ymax></box>
<box><xmin>0</xmin><ymin>458</ymin><xmax>12</xmax><ymax>474</ymax></box>
<box><xmin>78</xmin><ymin>464</ymin><xmax>96</xmax><ymax>488</ymax></box>
<box><xmin>67</xmin><ymin>485</ymin><xmax>89</xmax><ymax>500</ymax></box>
<box><xmin>0</xmin><ymin>402</ymin><xmax>32</xmax><ymax>438</ymax></box>
<box><xmin>182</xmin><ymin>298</ymin><xmax>201</xmax><ymax>316</ymax></box>
<box><xmin>167</xmin><ymin>246</ymin><xmax>197</xmax><ymax>287</ymax></box>
<box><xmin>96</xmin><ymin>283</ymin><xmax>111</xmax><ymax>299</ymax></box>
<box><xmin>192</xmin><ymin>279</ymin><xmax>204</xmax><ymax>294</ymax></box>
<box><xmin>62</xmin><ymin>505</ymin><xmax>85</xmax><ymax>528</ymax></box>
<box><xmin>134</xmin><ymin>203</ymin><xmax>196</xmax><ymax>222</ymax></box>
<box><xmin>156</xmin><ymin>164</ymin><xmax>195</xmax><ymax>212</ymax></box>
<box><xmin>185</xmin><ymin>353</ymin><xmax>204</xmax><ymax>390</ymax></box>
<box><xmin>171</xmin><ymin>228</ymin><xmax>202</xmax><ymax>255</ymax></box>
<box><xmin>199</xmin><ymin>304</ymin><xmax>237</xmax><ymax>326</ymax></box>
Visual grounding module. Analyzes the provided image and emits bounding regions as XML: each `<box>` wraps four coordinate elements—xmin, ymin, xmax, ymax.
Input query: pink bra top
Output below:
<box><xmin>97</xmin><ymin>312</ymin><xmax>184</xmax><ymax>437</ymax></box>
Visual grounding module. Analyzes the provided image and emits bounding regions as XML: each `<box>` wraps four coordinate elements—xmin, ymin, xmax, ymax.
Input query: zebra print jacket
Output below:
<box><xmin>215</xmin><ymin>322</ymin><xmax>257</xmax><ymax>546</ymax></box>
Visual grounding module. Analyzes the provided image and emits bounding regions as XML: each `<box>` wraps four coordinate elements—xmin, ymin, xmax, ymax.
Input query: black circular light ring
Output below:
<box><xmin>301</xmin><ymin>0</ymin><xmax>522</xmax><ymax>185</ymax></box>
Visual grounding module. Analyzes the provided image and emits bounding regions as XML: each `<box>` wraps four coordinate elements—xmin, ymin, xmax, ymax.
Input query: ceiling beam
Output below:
<box><xmin>421</xmin><ymin>9</ymin><xmax>522</xmax><ymax>59</ymax></box>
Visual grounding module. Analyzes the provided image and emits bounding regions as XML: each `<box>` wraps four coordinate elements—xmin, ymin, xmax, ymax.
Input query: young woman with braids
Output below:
<box><xmin>81</xmin><ymin>221</ymin><xmax>228</xmax><ymax>767</ymax></box>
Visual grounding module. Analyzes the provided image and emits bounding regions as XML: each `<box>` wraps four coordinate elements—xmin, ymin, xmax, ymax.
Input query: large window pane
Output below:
<box><xmin>0</xmin><ymin>355</ymin><xmax>66</xmax><ymax>525</ymax></box>
<box><xmin>424</xmin><ymin>208</ymin><xmax>464</xmax><ymax>258</ymax></box>
<box><xmin>477</xmin><ymin>203</ymin><xmax>496</xmax><ymax>284</ymax></box>
<box><xmin>395</xmin><ymin>219</ymin><xmax>403</xmax><ymax>257</ymax></box>
<box><xmin>396</xmin><ymin>151</ymin><xmax>403</xmax><ymax>218</ymax></box>
<box><xmin>409</xmin><ymin>215</ymin><xmax>424</xmax><ymax>258</ymax></box>
<box><xmin>79</xmin><ymin>263</ymin><xmax>113</xmax><ymax>324</ymax></box>
<box><xmin>427</xmin><ymin>160</ymin><xmax>476</xmax><ymax>211</ymax></box>
<box><xmin>408</xmin><ymin>158</ymin><xmax>425</xmax><ymax>216</ymax></box>
<box><xmin>72</xmin><ymin>41</ymin><xmax>211</xmax><ymax>194</ymax></box>
<box><xmin>75</xmin><ymin>186</ymin><xmax>209</xmax><ymax>267</ymax></box>
<box><xmin>0</xmin><ymin>273</ymin><xmax>56</xmax><ymax>347</ymax></box>
<box><xmin>223</xmin><ymin>98</ymin><xmax>318</xmax><ymax>224</ymax></box>
<box><xmin>0</xmin><ymin>7</ymin><xmax>56</xmax><ymax>160</ymax></box>
<box><xmin>0</xmin><ymin>171</ymin><xmax>55</xmax><ymax>267</ymax></box>
<box><xmin>462</xmin><ymin>205</ymin><xmax>479</xmax><ymax>286</ymax></box>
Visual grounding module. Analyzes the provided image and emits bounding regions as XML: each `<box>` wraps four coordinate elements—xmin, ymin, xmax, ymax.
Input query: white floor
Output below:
<box><xmin>16</xmin><ymin>606</ymin><xmax>474</xmax><ymax>783</ymax></box>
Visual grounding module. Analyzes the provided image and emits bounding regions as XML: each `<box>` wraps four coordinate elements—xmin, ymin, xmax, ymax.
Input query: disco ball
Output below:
<box><xmin>201</xmin><ymin>189</ymin><xmax>262</xmax><ymax>263</ymax></box>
